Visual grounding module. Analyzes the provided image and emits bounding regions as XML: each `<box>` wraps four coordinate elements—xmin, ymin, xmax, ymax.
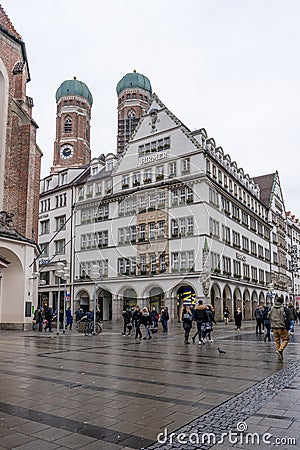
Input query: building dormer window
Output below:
<box><xmin>45</xmin><ymin>179</ymin><xmax>52</xmax><ymax>191</ymax></box>
<box><xmin>60</xmin><ymin>173</ymin><xmax>67</xmax><ymax>185</ymax></box>
<box><xmin>91</xmin><ymin>166</ymin><xmax>98</xmax><ymax>176</ymax></box>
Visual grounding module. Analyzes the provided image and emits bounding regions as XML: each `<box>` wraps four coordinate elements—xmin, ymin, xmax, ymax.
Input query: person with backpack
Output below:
<box><xmin>254</xmin><ymin>305</ymin><xmax>263</xmax><ymax>334</ymax></box>
<box><xmin>287</xmin><ymin>302</ymin><xmax>297</xmax><ymax>335</ymax></box>
<box><xmin>262</xmin><ymin>304</ymin><xmax>271</xmax><ymax>342</ymax></box>
<box><xmin>269</xmin><ymin>295</ymin><xmax>290</xmax><ymax>361</ymax></box>
<box><xmin>181</xmin><ymin>305</ymin><xmax>193</xmax><ymax>344</ymax></box>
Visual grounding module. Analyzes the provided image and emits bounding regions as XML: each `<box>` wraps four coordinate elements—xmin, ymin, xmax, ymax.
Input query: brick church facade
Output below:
<box><xmin>0</xmin><ymin>5</ymin><xmax>41</xmax><ymax>328</ymax></box>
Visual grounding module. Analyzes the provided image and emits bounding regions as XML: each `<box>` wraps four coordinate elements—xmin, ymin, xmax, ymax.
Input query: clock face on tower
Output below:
<box><xmin>60</xmin><ymin>144</ymin><xmax>74</xmax><ymax>159</ymax></box>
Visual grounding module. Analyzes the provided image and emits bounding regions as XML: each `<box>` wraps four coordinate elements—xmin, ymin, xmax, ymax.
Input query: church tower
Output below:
<box><xmin>116</xmin><ymin>70</ymin><xmax>152</xmax><ymax>154</ymax></box>
<box><xmin>52</xmin><ymin>77</ymin><xmax>93</xmax><ymax>172</ymax></box>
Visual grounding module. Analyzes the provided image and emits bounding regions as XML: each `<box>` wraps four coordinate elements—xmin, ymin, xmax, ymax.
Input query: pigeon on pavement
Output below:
<box><xmin>218</xmin><ymin>347</ymin><xmax>226</xmax><ymax>354</ymax></box>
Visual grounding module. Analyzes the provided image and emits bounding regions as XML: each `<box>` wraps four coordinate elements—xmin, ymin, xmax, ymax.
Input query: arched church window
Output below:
<box><xmin>64</xmin><ymin>117</ymin><xmax>72</xmax><ymax>133</ymax></box>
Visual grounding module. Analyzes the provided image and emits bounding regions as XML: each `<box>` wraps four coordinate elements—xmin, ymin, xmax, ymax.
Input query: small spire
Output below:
<box><xmin>73</xmin><ymin>76</ymin><xmax>77</xmax><ymax>80</ymax></box>
<box><xmin>133</xmin><ymin>69</ymin><xmax>136</xmax><ymax>73</ymax></box>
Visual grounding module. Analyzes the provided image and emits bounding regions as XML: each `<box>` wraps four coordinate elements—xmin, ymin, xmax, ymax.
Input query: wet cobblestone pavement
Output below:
<box><xmin>0</xmin><ymin>321</ymin><xmax>299</xmax><ymax>449</ymax></box>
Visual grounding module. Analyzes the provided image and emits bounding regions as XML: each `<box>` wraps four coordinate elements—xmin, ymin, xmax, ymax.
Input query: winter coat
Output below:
<box><xmin>142</xmin><ymin>312</ymin><xmax>152</xmax><ymax>327</ymax></box>
<box><xmin>66</xmin><ymin>308</ymin><xmax>73</xmax><ymax>325</ymax></box>
<box><xmin>194</xmin><ymin>305</ymin><xmax>207</xmax><ymax>322</ymax></box>
<box><xmin>133</xmin><ymin>310</ymin><xmax>143</xmax><ymax>327</ymax></box>
<box><xmin>254</xmin><ymin>307</ymin><xmax>263</xmax><ymax>319</ymax></box>
<box><xmin>235</xmin><ymin>311</ymin><xmax>242</xmax><ymax>327</ymax></box>
<box><xmin>287</xmin><ymin>306</ymin><xmax>297</xmax><ymax>321</ymax></box>
<box><xmin>223</xmin><ymin>308</ymin><xmax>230</xmax><ymax>318</ymax></box>
<box><xmin>269</xmin><ymin>302</ymin><xmax>288</xmax><ymax>329</ymax></box>
<box><xmin>122</xmin><ymin>310</ymin><xmax>132</xmax><ymax>323</ymax></box>
<box><xmin>205</xmin><ymin>310</ymin><xmax>216</xmax><ymax>325</ymax></box>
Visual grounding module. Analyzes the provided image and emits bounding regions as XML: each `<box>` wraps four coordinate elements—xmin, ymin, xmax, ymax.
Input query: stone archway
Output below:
<box><xmin>259</xmin><ymin>291</ymin><xmax>265</xmax><ymax>305</ymax></box>
<box><xmin>243</xmin><ymin>289</ymin><xmax>251</xmax><ymax>320</ymax></box>
<box><xmin>122</xmin><ymin>287</ymin><xmax>137</xmax><ymax>308</ymax></box>
<box><xmin>233</xmin><ymin>288</ymin><xmax>242</xmax><ymax>315</ymax></box>
<box><xmin>75</xmin><ymin>290</ymin><xmax>90</xmax><ymax>313</ymax></box>
<box><xmin>251</xmin><ymin>291</ymin><xmax>258</xmax><ymax>319</ymax></box>
<box><xmin>223</xmin><ymin>285</ymin><xmax>233</xmax><ymax>319</ymax></box>
<box><xmin>97</xmin><ymin>289</ymin><xmax>112</xmax><ymax>321</ymax></box>
<box><xmin>210</xmin><ymin>283</ymin><xmax>222</xmax><ymax>321</ymax></box>
<box><xmin>149</xmin><ymin>286</ymin><xmax>165</xmax><ymax>311</ymax></box>
<box><xmin>0</xmin><ymin>247</ymin><xmax>23</xmax><ymax>325</ymax></box>
<box><xmin>175</xmin><ymin>285</ymin><xmax>196</xmax><ymax>322</ymax></box>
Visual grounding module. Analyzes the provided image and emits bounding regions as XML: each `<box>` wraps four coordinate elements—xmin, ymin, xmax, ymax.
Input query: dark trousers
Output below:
<box><xmin>193</xmin><ymin>321</ymin><xmax>203</xmax><ymax>341</ymax></box>
<box><xmin>135</xmin><ymin>325</ymin><xmax>142</xmax><ymax>339</ymax></box>
<box><xmin>256</xmin><ymin>318</ymin><xmax>263</xmax><ymax>334</ymax></box>
<box><xmin>123</xmin><ymin>321</ymin><xmax>131</xmax><ymax>335</ymax></box>
<box><xmin>184</xmin><ymin>327</ymin><xmax>191</xmax><ymax>343</ymax></box>
<box><xmin>264</xmin><ymin>324</ymin><xmax>271</xmax><ymax>341</ymax></box>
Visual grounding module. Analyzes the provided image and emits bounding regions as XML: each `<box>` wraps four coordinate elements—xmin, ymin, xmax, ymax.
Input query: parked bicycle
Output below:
<box><xmin>84</xmin><ymin>320</ymin><xmax>102</xmax><ymax>336</ymax></box>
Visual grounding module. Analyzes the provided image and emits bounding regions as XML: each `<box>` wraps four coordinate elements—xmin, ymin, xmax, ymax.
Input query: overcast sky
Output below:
<box><xmin>2</xmin><ymin>0</ymin><xmax>300</xmax><ymax>215</ymax></box>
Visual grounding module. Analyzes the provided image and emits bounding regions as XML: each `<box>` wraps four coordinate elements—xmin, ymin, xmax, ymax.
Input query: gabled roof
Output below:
<box><xmin>114</xmin><ymin>92</ymin><xmax>205</xmax><ymax>171</ymax></box>
<box><xmin>253</xmin><ymin>172</ymin><xmax>276</xmax><ymax>209</ymax></box>
<box><xmin>0</xmin><ymin>5</ymin><xmax>22</xmax><ymax>39</ymax></box>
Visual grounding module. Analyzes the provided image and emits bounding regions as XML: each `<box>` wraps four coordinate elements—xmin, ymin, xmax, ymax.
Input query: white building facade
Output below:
<box><xmin>70</xmin><ymin>95</ymin><xmax>292</xmax><ymax>321</ymax></box>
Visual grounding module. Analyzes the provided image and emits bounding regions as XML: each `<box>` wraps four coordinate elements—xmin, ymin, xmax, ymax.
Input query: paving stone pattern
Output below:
<box><xmin>0</xmin><ymin>321</ymin><xmax>299</xmax><ymax>449</ymax></box>
<box><xmin>146</xmin><ymin>361</ymin><xmax>300</xmax><ymax>449</ymax></box>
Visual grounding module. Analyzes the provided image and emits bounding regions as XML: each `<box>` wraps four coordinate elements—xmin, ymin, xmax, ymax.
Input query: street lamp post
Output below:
<box><xmin>90</xmin><ymin>264</ymin><xmax>100</xmax><ymax>335</ymax></box>
<box><xmin>55</xmin><ymin>262</ymin><xmax>69</xmax><ymax>336</ymax></box>
<box><xmin>62</xmin><ymin>267</ymin><xmax>70</xmax><ymax>334</ymax></box>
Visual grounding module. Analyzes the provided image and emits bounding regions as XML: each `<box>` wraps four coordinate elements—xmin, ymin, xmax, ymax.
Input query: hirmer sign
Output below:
<box><xmin>139</xmin><ymin>151</ymin><xmax>167</xmax><ymax>165</ymax></box>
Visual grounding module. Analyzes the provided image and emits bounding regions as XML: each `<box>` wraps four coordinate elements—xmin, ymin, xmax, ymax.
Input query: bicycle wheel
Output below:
<box><xmin>95</xmin><ymin>323</ymin><xmax>102</xmax><ymax>335</ymax></box>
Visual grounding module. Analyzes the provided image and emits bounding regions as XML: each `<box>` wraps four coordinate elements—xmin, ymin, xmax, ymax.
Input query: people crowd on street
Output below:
<box><xmin>33</xmin><ymin>296</ymin><xmax>298</xmax><ymax>362</ymax></box>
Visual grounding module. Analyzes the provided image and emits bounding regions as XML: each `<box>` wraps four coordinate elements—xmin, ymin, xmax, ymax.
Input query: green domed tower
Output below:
<box><xmin>116</xmin><ymin>70</ymin><xmax>152</xmax><ymax>154</ymax></box>
<box><xmin>52</xmin><ymin>77</ymin><xmax>93</xmax><ymax>171</ymax></box>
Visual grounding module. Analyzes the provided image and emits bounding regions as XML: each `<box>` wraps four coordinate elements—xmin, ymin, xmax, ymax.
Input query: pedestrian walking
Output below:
<box><xmin>254</xmin><ymin>305</ymin><xmax>263</xmax><ymax>334</ymax></box>
<box><xmin>269</xmin><ymin>295</ymin><xmax>290</xmax><ymax>361</ymax></box>
<box><xmin>44</xmin><ymin>305</ymin><xmax>53</xmax><ymax>332</ymax></box>
<box><xmin>192</xmin><ymin>300</ymin><xmax>207</xmax><ymax>344</ymax></box>
<box><xmin>287</xmin><ymin>302</ymin><xmax>297</xmax><ymax>335</ymax></box>
<box><xmin>223</xmin><ymin>306</ymin><xmax>230</xmax><ymax>324</ymax></box>
<box><xmin>150</xmin><ymin>306</ymin><xmax>159</xmax><ymax>329</ymax></box>
<box><xmin>160</xmin><ymin>307</ymin><xmax>169</xmax><ymax>333</ymax></box>
<box><xmin>262</xmin><ymin>304</ymin><xmax>271</xmax><ymax>342</ymax></box>
<box><xmin>182</xmin><ymin>305</ymin><xmax>193</xmax><ymax>344</ymax></box>
<box><xmin>133</xmin><ymin>305</ymin><xmax>143</xmax><ymax>339</ymax></box>
<box><xmin>142</xmin><ymin>307</ymin><xmax>153</xmax><ymax>339</ymax></box>
<box><xmin>121</xmin><ymin>306</ymin><xmax>132</xmax><ymax>336</ymax></box>
<box><xmin>202</xmin><ymin>305</ymin><xmax>216</xmax><ymax>343</ymax></box>
<box><xmin>66</xmin><ymin>307</ymin><xmax>73</xmax><ymax>330</ymax></box>
<box><xmin>234</xmin><ymin>307</ymin><xmax>242</xmax><ymax>332</ymax></box>
<box><xmin>33</xmin><ymin>307</ymin><xmax>43</xmax><ymax>331</ymax></box>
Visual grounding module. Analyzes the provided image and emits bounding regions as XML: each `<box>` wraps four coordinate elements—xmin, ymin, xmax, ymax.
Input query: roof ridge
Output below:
<box><xmin>0</xmin><ymin>4</ymin><xmax>22</xmax><ymax>40</ymax></box>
